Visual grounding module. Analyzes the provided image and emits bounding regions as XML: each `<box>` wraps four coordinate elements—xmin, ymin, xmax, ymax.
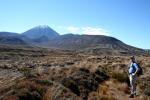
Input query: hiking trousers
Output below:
<box><xmin>129</xmin><ymin>74</ymin><xmax>137</xmax><ymax>95</ymax></box>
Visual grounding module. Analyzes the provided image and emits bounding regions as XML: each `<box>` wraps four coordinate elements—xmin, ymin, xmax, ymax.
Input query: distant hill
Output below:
<box><xmin>0</xmin><ymin>36</ymin><xmax>27</xmax><ymax>45</ymax></box>
<box><xmin>22</xmin><ymin>25</ymin><xmax>59</xmax><ymax>41</ymax></box>
<box><xmin>0</xmin><ymin>32</ymin><xmax>27</xmax><ymax>45</ymax></box>
<box><xmin>48</xmin><ymin>34</ymin><xmax>146</xmax><ymax>55</ymax></box>
<box><xmin>48</xmin><ymin>34</ymin><xmax>123</xmax><ymax>50</ymax></box>
<box><xmin>0</xmin><ymin>32</ymin><xmax>19</xmax><ymax>37</ymax></box>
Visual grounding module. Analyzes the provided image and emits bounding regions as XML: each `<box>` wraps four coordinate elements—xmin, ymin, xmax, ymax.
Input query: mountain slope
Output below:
<box><xmin>0</xmin><ymin>36</ymin><xmax>27</xmax><ymax>45</ymax></box>
<box><xmin>48</xmin><ymin>34</ymin><xmax>146</xmax><ymax>55</ymax></box>
<box><xmin>0</xmin><ymin>32</ymin><xmax>27</xmax><ymax>45</ymax></box>
<box><xmin>0</xmin><ymin>32</ymin><xmax>19</xmax><ymax>37</ymax></box>
<box><xmin>22</xmin><ymin>25</ymin><xmax>59</xmax><ymax>40</ymax></box>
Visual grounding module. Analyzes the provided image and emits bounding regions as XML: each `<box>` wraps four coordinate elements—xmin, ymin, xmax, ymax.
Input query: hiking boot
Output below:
<box><xmin>129</xmin><ymin>94</ymin><xmax>134</xmax><ymax>98</ymax></box>
<box><xmin>134</xmin><ymin>93</ymin><xmax>139</xmax><ymax>97</ymax></box>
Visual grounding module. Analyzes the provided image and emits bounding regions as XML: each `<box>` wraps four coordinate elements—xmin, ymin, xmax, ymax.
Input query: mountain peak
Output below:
<box><xmin>22</xmin><ymin>25</ymin><xmax>59</xmax><ymax>40</ymax></box>
<box><xmin>35</xmin><ymin>25</ymin><xmax>50</xmax><ymax>29</ymax></box>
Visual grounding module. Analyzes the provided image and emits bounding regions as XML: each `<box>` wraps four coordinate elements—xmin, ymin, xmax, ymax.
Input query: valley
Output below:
<box><xmin>0</xmin><ymin>45</ymin><xmax>150</xmax><ymax>100</ymax></box>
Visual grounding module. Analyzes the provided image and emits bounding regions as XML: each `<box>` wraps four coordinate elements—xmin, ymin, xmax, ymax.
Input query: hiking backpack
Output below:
<box><xmin>136</xmin><ymin>63</ymin><xmax>143</xmax><ymax>76</ymax></box>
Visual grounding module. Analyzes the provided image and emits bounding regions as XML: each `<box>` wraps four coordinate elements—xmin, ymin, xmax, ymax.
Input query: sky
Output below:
<box><xmin>0</xmin><ymin>0</ymin><xmax>150</xmax><ymax>49</ymax></box>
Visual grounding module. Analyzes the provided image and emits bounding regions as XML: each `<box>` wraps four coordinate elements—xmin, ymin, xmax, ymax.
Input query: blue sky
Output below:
<box><xmin>0</xmin><ymin>0</ymin><xmax>150</xmax><ymax>49</ymax></box>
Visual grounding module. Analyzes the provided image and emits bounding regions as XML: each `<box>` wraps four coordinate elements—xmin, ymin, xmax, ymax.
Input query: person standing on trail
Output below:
<box><xmin>128</xmin><ymin>56</ymin><xmax>139</xmax><ymax>98</ymax></box>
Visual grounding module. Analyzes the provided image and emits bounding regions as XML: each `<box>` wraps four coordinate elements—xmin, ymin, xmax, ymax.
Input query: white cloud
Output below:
<box><xmin>81</xmin><ymin>27</ymin><xmax>109</xmax><ymax>35</ymax></box>
<box><xmin>57</xmin><ymin>26</ymin><xmax>109</xmax><ymax>36</ymax></box>
<box><xmin>67</xmin><ymin>26</ymin><xmax>79</xmax><ymax>33</ymax></box>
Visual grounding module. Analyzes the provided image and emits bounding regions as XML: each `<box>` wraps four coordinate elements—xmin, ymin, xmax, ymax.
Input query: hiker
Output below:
<box><xmin>128</xmin><ymin>56</ymin><xmax>139</xmax><ymax>98</ymax></box>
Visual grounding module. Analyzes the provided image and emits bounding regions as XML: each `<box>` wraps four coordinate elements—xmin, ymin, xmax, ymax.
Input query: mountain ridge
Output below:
<box><xmin>47</xmin><ymin>34</ymin><xmax>146</xmax><ymax>55</ymax></box>
<box><xmin>0</xmin><ymin>25</ymin><xmax>148</xmax><ymax>55</ymax></box>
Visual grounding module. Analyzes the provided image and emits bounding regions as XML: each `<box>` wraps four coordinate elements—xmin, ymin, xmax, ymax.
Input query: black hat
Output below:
<box><xmin>130</xmin><ymin>56</ymin><xmax>135</xmax><ymax>61</ymax></box>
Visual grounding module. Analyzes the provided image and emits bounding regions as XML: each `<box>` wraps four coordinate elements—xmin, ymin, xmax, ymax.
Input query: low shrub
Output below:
<box><xmin>36</xmin><ymin>86</ymin><xmax>45</xmax><ymax>95</ymax></box>
<box><xmin>144</xmin><ymin>80</ymin><xmax>150</xmax><ymax>96</ymax></box>
<box><xmin>98</xmin><ymin>95</ymin><xmax>116</xmax><ymax>100</ymax></box>
<box><xmin>79</xmin><ymin>67</ymin><xmax>90</xmax><ymax>73</ymax></box>
<box><xmin>111</xmin><ymin>72</ymin><xmax>129</xmax><ymax>83</ymax></box>
<box><xmin>61</xmin><ymin>78</ymin><xmax>80</xmax><ymax>96</ymax></box>
<box><xmin>3</xmin><ymin>95</ymin><xmax>19</xmax><ymax>100</ymax></box>
<box><xmin>95</xmin><ymin>68</ymin><xmax>109</xmax><ymax>81</ymax></box>
<box><xmin>18</xmin><ymin>67</ymin><xmax>32</xmax><ymax>77</ymax></box>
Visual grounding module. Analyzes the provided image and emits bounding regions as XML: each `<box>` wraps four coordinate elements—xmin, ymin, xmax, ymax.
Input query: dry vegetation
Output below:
<box><xmin>0</xmin><ymin>46</ymin><xmax>150</xmax><ymax>100</ymax></box>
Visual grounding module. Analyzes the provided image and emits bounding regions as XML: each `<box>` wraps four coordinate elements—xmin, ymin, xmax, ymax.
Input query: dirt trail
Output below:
<box><xmin>100</xmin><ymin>79</ymin><xmax>142</xmax><ymax>100</ymax></box>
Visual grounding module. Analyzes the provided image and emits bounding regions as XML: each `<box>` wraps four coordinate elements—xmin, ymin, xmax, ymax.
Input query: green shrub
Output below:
<box><xmin>95</xmin><ymin>68</ymin><xmax>109</xmax><ymax>81</ymax></box>
<box><xmin>35</xmin><ymin>79</ymin><xmax>53</xmax><ymax>86</ymax></box>
<box><xmin>61</xmin><ymin>78</ymin><xmax>80</xmax><ymax>96</ymax></box>
<box><xmin>18</xmin><ymin>67</ymin><xmax>32</xmax><ymax>77</ymax></box>
<box><xmin>79</xmin><ymin>67</ymin><xmax>90</xmax><ymax>73</ymax></box>
<box><xmin>36</xmin><ymin>87</ymin><xmax>45</xmax><ymax>95</ymax></box>
<box><xmin>112</xmin><ymin>72</ymin><xmax>128</xmax><ymax>83</ymax></box>
<box><xmin>144</xmin><ymin>80</ymin><xmax>150</xmax><ymax>96</ymax></box>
